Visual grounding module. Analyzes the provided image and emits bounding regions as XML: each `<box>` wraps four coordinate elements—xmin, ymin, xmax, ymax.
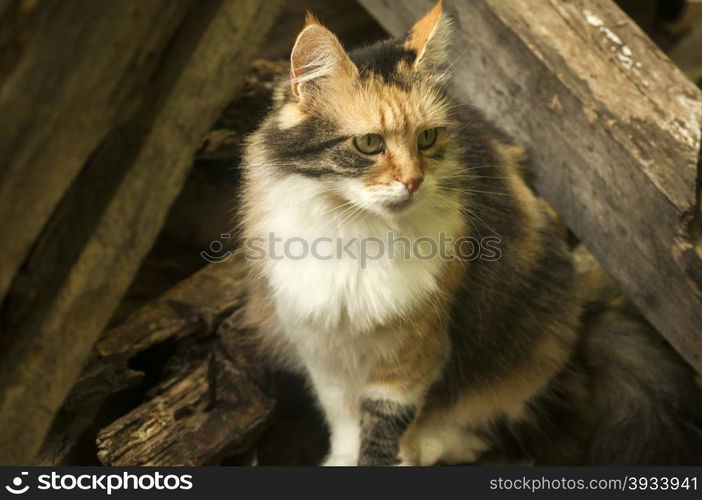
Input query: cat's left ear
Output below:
<box><xmin>405</xmin><ymin>0</ymin><xmax>452</xmax><ymax>72</ymax></box>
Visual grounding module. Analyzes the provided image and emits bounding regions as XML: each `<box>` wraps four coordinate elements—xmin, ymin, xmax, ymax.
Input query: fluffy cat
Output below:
<box><xmin>238</xmin><ymin>1</ymin><xmax>702</xmax><ymax>465</ymax></box>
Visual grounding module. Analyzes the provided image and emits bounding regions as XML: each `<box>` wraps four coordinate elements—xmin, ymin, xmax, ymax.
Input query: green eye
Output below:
<box><xmin>353</xmin><ymin>133</ymin><xmax>384</xmax><ymax>155</ymax></box>
<box><xmin>417</xmin><ymin>128</ymin><xmax>438</xmax><ymax>149</ymax></box>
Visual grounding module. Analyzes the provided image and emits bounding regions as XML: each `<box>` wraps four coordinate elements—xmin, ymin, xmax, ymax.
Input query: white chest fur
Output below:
<box><xmin>255</xmin><ymin>176</ymin><xmax>463</xmax><ymax>338</ymax></box>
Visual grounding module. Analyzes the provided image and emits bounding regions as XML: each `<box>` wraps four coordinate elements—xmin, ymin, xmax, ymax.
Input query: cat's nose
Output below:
<box><xmin>400</xmin><ymin>176</ymin><xmax>423</xmax><ymax>194</ymax></box>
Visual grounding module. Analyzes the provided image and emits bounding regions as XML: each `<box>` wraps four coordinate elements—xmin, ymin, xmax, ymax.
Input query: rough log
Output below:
<box><xmin>35</xmin><ymin>259</ymin><xmax>249</xmax><ymax>465</ymax></box>
<box><xmin>95</xmin><ymin>321</ymin><xmax>275</xmax><ymax>466</ymax></box>
<box><xmin>358</xmin><ymin>0</ymin><xmax>702</xmax><ymax>374</ymax></box>
<box><xmin>0</xmin><ymin>0</ymin><xmax>283</xmax><ymax>465</ymax></box>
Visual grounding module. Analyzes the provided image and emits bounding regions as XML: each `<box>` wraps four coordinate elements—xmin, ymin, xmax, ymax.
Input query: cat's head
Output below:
<box><xmin>251</xmin><ymin>1</ymin><xmax>457</xmax><ymax>218</ymax></box>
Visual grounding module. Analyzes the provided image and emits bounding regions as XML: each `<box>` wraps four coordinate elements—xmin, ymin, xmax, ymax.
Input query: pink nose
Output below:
<box><xmin>401</xmin><ymin>176</ymin><xmax>424</xmax><ymax>194</ymax></box>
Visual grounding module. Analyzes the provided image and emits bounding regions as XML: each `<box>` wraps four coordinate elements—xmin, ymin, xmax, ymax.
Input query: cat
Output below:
<box><xmin>238</xmin><ymin>0</ymin><xmax>702</xmax><ymax>465</ymax></box>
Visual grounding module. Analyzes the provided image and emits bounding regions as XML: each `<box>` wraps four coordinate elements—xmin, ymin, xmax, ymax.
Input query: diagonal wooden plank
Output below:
<box><xmin>0</xmin><ymin>0</ymin><xmax>191</xmax><ymax>301</ymax></box>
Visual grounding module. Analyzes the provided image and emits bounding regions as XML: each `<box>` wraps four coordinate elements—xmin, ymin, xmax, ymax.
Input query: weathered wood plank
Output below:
<box><xmin>0</xmin><ymin>0</ymin><xmax>192</xmax><ymax>301</ymax></box>
<box><xmin>358</xmin><ymin>0</ymin><xmax>702</xmax><ymax>373</ymax></box>
<box><xmin>0</xmin><ymin>0</ymin><xmax>283</xmax><ymax>465</ymax></box>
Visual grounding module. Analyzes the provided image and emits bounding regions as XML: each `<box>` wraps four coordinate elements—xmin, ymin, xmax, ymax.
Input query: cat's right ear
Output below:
<box><xmin>290</xmin><ymin>15</ymin><xmax>357</xmax><ymax>102</ymax></box>
<box><xmin>405</xmin><ymin>0</ymin><xmax>451</xmax><ymax>73</ymax></box>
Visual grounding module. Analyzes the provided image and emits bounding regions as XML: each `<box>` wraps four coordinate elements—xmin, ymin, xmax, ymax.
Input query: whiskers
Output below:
<box><xmin>435</xmin><ymin>164</ymin><xmax>512</xmax><ymax>199</ymax></box>
<box><xmin>315</xmin><ymin>196</ymin><xmax>373</xmax><ymax>234</ymax></box>
<box><xmin>445</xmin><ymin>44</ymin><xmax>472</xmax><ymax>73</ymax></box>
<box><xmin>427</xmin><ymin>189</ymin><xmax>502</xmax><ymax>239</ymax></box>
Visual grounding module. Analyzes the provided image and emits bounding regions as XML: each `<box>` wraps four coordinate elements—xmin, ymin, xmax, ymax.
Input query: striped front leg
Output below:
<box><xmin>358</xmin><ymin>398</ymin><xmax>417</xmax><ymax>465</ymax></box>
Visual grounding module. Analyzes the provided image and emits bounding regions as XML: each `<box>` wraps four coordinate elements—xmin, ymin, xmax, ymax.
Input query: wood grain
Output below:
<box><xmin>95</xmin><ymin>331</ymin><xmax>275</xmax><ymax>466</ymax></box>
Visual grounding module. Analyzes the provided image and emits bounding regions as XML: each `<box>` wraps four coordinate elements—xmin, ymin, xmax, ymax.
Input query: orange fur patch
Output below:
<box><xmin>304</xmin><ymin>11</ymin><xmax>321</xmax><ymax>27</ymax></box>
<box><xmin>364</xmin><ymin>257</ymin><xmax>467</xmax><ymax>397</ymax></box>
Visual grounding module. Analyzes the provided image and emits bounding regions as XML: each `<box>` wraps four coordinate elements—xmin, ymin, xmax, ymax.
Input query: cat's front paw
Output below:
<box><xmin>322</xmin><ymin>454</ymin><xmax>357</xmax><ymax>466</ymax></box>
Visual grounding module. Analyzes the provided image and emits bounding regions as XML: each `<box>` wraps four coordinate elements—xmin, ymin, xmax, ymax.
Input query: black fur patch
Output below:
<box><xmin>329</xmin><ymin>149</ymin><xmax>374</xmax><ymax>174</ymax></box>
<box><xmin>350</xmin><ymin>39</ymin><xmax>416</xmax><ymax>86</ymax></box>
<box><xmin>262</xmin><ymin>115</ymin><xmax>372</xmax><ymax>178</ymax></box>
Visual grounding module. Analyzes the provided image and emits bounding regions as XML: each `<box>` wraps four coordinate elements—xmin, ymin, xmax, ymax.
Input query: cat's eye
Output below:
<box><xmin>417</xmin><ymin>128</ymin><xmax>438</xmax><ymax>150</ymax></box>
<box><xmin>353</xmin><ymin>133</ymin><xmax>384</xmax><ymax>155</ymax></box>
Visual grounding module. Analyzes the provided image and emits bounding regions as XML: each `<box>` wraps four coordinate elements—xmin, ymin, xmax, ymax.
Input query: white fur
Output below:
<box><xmin>414</xmin><ymin>422</ymin><xmax>489</xmax><ymax>465</ymax></box>
<box><xmin>250</xmin><ymin>169</ymin><xmax>464</xmax><ymax>464</ymax></box>
<box><xmin>260</xmin><ymin>174</ymin><xmax>462</xmax><ymax>334</ymax></box>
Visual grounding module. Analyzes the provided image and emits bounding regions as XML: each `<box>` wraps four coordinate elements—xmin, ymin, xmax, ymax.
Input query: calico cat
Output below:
<box><xmin>239</xmin><ymin>1</ymin><xmax>702</xmax><ymax>465</ymax></box>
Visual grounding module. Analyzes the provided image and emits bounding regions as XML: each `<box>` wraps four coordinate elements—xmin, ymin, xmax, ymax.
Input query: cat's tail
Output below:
<box><xmin>575</xmin><ymin>247</ymin><xmax>702</xmax><ymax>465</ymax></box>
<box><xmin>580</xmin><ymin>306</ymin><xmax>702</xmax><ymax>465</ymax></box>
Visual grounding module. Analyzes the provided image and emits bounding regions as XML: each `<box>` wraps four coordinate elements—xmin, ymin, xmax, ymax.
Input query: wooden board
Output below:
<box><xmin>358</xmin><ymin>0</ymin><xmax>702</xmax><ymax>374</ymax></box>
<box><xmin>0</xmin><ymin>0</ymin><xmax>191</xmax><ymax>302</ymax></box>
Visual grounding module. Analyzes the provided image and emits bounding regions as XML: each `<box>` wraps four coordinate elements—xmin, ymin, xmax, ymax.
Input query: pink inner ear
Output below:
<box><xmin>405</xmin><ymin>0</ymin><xmax>443</xmax><ymax>63</ymax></box>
